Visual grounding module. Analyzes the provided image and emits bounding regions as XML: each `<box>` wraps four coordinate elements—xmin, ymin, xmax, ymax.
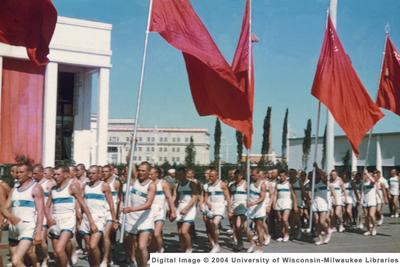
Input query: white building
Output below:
<box><xmin>0</xmin><ymin>17</ymin><xmax>112</xmax><ymax>166</ymax></box>
<box><xmin>92</xmin><ymin>117</ymin><xmax>210</xmax><ymax>166</ymax></box>
<box><xmin>288</xmin><ymin>132</ymin><xmax>400</xmax><ymax>176</ymax></box>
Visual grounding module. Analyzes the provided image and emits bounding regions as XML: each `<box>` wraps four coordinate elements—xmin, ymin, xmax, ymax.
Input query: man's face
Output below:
<box><xmin>150</xmin><ymin>168</ymin><xmax>158</xmax><ymax>181</ymax></box>
<box><xmin>54</xmin><ymin>169</ymin><xmax>66</xmax><ymax>185</ymax></box>
<box><xmin>279</xmin><ymin>172</ymin><xmax>287</xmax><ymax>182</ymax></box>
<box><xmin>16</xmin><ymin>166</ymin><xmax>31</xmax><ymax>183</ymax></box>
<box><xmin>204</xmin><ymin>170</ymin><xmax>210</xmax><ymax>180</ymax></box>
<box><xmin>44</xmin><ymin>169</ymin><xmax>54</xmax><ymax>180</ymax></box>
<box><xmin>228</xmin><ymin>170</ymin><xmax>235</xmax><ymax>180</ymax></box>
<box><xmin>251</xmin><ymin>170</ymin><xmax>259</xmax><ymax>182</ymax></box>
<box><xmin>234</xmin><ymin>172</ymin><xmax>242</xmax><ymax>182</ymax></box>
<box><xmin>187</xmin><ymin>170</ymin><xmax>194</xmax><ymax>179</ymax></box>
<box><xmin>32</xmin><ymin>167</ymin><xmax>43</xmax><ymax>182</ymax></box>
<box><xmin>138</xmin><ymin>165</ymin><xmax>150</xmax><ymax>181</ymax></box>
<box><xmin>390</xmin><ymin>169</ymin><xmax>397</xmax><ymax>177</ymax></box>
<box><xmin>88</xmin><ymin>167</ymin><xmax>100</xmax><ymax>182</ymax></box>
<box><xmin>288</xmin><ymin>170</ymin><xmax>297</xmax><ymax>179</ymax></box>
<box><xmin>209</xmin><ymin>170</ymin><xmax>218</xmax><ymax>183</ymax></box>
<box><xmin>170</xmin><ymin>172</ymin><xmax>176</xmax><ymax>178</ymax></box>
<box><xmin>177</xmin><ymin>170</ymin><xmax>186</xmax><ymax>181</ymax></box>
<box><xmin>10</xmin><ymin>166</ymin><xmax>18</xmax><ymax>179</ymax></box>
<box><xmin>77</xmin><ymin>166</ymin><xmax>86</xmax><ymax>177</ymax></box>
<box><xmin>271</xmin><ymin>169</ymin><xmax>278</xmax><ymax>179</ymax></box>
<box><xmin>69</xmin><ymin>167</ymin><xmax>77</xmax><ymax>178</ymax></box>
<box><xmin>331</xmin><ymin>171</ymin><xmax>337</xmax><ymax>179</ymax></box>
<box><xmin>102</xmin><ymin>167</ymin><xmax>112</xmax><ymax>180</ymax></box>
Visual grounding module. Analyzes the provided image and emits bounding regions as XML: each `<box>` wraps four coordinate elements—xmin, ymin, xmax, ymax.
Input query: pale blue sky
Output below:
<box><xmin>54</xmin><ymin>0</ymin><xmax>400</xmax><ymax>161</ymax></box>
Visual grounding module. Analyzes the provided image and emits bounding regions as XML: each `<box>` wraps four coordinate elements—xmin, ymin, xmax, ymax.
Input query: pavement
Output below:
<box><xmin>1</xmin><ymin>213</ymin><xmax>399</xmax><ymax>266</ymax></box>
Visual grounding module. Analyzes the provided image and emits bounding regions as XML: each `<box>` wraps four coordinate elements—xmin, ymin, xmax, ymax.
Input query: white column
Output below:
<box><xmin>96</xmin><ymin>68</ymin><xmax>110</xmax><ymax>165</ymax></box>
<box><xmin>351</xmin><ymin>151</ymin><xmax>357</xmax><ymax>172</ymax></box>
<box><xmin>326</xmin><ymin>0</ymin><xmax>338</xmax><ymax>173</ymax></box>
<box><xmin>42</xmin><ymin>63</ymin><xmax>58</xmax><ymax>166</ymax></box>
<box><xmin>376</xmin><ymin>136</ymin><xmax>383</xmax><ymax>173</ymax></box>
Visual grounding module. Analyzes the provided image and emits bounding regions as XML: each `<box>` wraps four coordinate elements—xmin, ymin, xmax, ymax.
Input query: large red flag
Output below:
<box><xmin>0</xmin><ymin>0</ymin><xmax>57</xmax><ymax>66</ymax></box>
<box><xmin>311</xmin><ymin>16</ymin><xmax>384</xmax><ymax>156</ymax></box>
<box><xmin>376</xmin><ymin>36</ymin><xmax>400</xmax><ymax>116</ymax></box>
<box><xmin>149</xmin><ymin>0</ymin><xmax>252</xmax><ymax>129</ymax></box>
<box><xmin>221</xmin><ymin>0</ymin><xmax>254</xmax><ymax>149</ymax></box>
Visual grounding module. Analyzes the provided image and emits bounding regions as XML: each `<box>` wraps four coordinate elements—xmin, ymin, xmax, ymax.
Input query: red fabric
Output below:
<box><xmin>149</xmin><ymin>0</ymin><xmax>252</xmax><ymax>136</ymax></box>
<box><xmin>221</xmin><ymin>0</ymin><xmax>253</xmax><ymax>149</ymax></box>
<box><xmin>0</xmin><ymin>0</ymin><xmax>57</xmax><ymax>66</ymax></box>
<box><xmin>311</xmin><ymin>17</ymin><xmax>384</xmax><ymax>156</ymax></box>
<box><xmin>376</xmin><ymin>36</ymin><xmax>400</xmax><ymax>116</ymax></box>
<box><xmin>0</xmin><ymin>58</ymin><xmax>45</xmax><ymax>164</ymax></box>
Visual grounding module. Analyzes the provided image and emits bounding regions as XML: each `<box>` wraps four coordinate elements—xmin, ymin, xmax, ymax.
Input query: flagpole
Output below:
<box><xmin>308</xmin><ymin>102</ymin><xmax>322</xmax><ymax>233</ymax></box>
<box><xmin>246</xmin><ymin>0</ymin><xmax>252</xmax><ymax>229</ymax></box>
<box><xmin>325</xmin><ymin>0</ymin><xmax>338</xmax><ymax>173</ymax></box>
<box><xmin>119</xmin><ymin>0</ymin><xmax>154</xmax><ymax>242</ymax></box>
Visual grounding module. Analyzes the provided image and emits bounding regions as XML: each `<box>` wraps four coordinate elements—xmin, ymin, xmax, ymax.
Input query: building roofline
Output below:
<box><xmin>288</xmin><ymin>131</ymin><xmax>400</xmax><ymax>141</ymax></box>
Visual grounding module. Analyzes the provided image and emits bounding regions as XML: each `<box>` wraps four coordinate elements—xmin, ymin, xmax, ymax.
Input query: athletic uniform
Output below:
<box><xmin>206</xmin><ymin>180</ymin><xmax>226</xmax><ymax>219</ymax></box>
<box><xmin>343</xmin><ymin>182</ymin><xmax>355</xmax><ymax>206</ymax></box>
<box><xmin>80</xmin><ymin>181</ymin><xmax>107</xmax><ymax>235</ymax></box>
<box><xmin>248</xmin><ymin>182</ymin><xmax>266</xmax><ymax>220</ymax></box>
<box><xmin>201</xmin><ymin>183</ymin><xmax>209</xmax><ymax>216</ymax></box>
<box><xmin>50</xmin><ymin>179</ymin><xmax>76</xmax><ymax>238</ymax></box>
<box><xmin>312</xmin><ymin>180</ymin><xmax>329</xmax><ymax>213</ymax></box>
<box><xmin>389</xmin><ymin>176</ymin><xmax>399</xmax><ymax>197</ymax></box>
<box><xmin>275</xmin><ymin>181</ymin><xmax>292</xmax><ymax>211</ymax></box>
<box><xmin>362</xmin><ymin>180</ymin><xmax>377</xmax><ymax>208</ymax></box>
<box><xmin>331</xmin><ymin>179</ymin><xmax>344</xmax><ymax>207</ymax></box>
<box><xmin>38</xmin><ymin>179</ymin><xmax>52</xmax><ymax>227</ymax></box>
<box><xmin>125</xmin><ymin>179</ymin><xmax>154</xmax><ymax>235</ymax></box>
<box><xmin>230</xmin><ymin>181</ymin><xmax>247</xmax><ymax>217</ymax></box>
<box><xmin>152</xmin><ymin>180</ymin><xmax>167</xmax><ymax>222</ymax></box>
<box><xmin>376</xmin><ymin>177</ymin><xmax>388</xmax><ymax>205</ymax></box>
<box><xmin>9</xmin><ymin>181</ymin><xmax>37</xmax><ymax>243</ymax></box>
<box><xmin>176</xmin><ymin>181</ymin><xmax>196</xmax><ymax>223</ymax></box>
<box><xmin>106</xmin><ymin>177</ymin><xmax>119</xmax><ymax>222</ymax></box>
<box><xmin>292</xmin><ymin>179</ymin><xmax>303</xmax><ymax>208</ymax></box>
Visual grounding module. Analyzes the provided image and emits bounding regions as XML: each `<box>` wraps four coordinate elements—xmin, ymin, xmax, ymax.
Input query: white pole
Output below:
<box><xmin>376</xmin><ymin>136</ymin><xmax>382</xmax><ymax>173</ymax></box>
<box><xmin>351</xmin><ymin>151</ymin><xmax>357</xmax><ymax>172</ymax></box>
<box><xmin>326</xmin><ymin>0</ymin><xmax>338</xmax><ymax>173</ymax></box>
<box><xmin>308</xmin><ymin>102</ymin><xmax>322</xmax><ymax>232</ymax></box>
<box><xmin>119</xmin><ymin>0</ymin><xmax>154</xmax><ymax>242</ymax></box>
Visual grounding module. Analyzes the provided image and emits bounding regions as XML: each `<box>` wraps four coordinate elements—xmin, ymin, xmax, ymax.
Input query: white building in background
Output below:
<box><xmin>0</xmin><ymin>17</ymin><xmax>111</xmax><ymax>166</ymax></box>
<box><xmin>288</xmin><ymin>132</ymin><xmax>400</xmax><ymax>176</ymax></box>
<box><xmin>91</xmin><ymin>117</ymin><xmax>210</xmax><ymax>165</ymax></box>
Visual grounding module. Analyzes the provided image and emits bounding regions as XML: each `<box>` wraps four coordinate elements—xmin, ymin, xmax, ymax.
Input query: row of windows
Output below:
<box><xmin>134</xmin><ymin>147</ymin><xmax>182</xmax><ymax>152</ymax></box>
<box><xmin>109</xmin><ymin>136</ymin><xmax>193</xmax><ymax>143</ymax></box>
<box><xmin>132</xmin><ymin>156</ymin><xmax>181</xmax><ymax>162</ymax></box>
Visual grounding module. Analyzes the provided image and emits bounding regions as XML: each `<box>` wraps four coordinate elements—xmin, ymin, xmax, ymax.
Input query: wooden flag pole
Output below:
<box><xmin>119</xmin><ymin>0</ymin><xmax>154</xmax><ymax>242</ymax></box>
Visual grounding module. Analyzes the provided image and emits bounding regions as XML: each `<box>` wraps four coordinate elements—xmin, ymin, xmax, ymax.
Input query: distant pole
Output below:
<box><xmin>119</xmin><ymin>0</ymin><xmax>153</xmax><ymax>242</ymax></box>
<box><xmin>326</xmin><ymin>0</ymin><xmax>338</xmax><ymax>173</ymax></box>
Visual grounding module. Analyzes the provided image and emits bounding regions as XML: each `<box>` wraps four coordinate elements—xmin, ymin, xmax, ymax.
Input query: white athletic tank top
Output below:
<box><xmin>108</xmin><ymin>177</ymin><xmax>119</xmax><ymax>210</ymax></box>
<box><xmin>230</xmin><ymin>180</ymin><xmax>247</xmax><ymax>209</ymax></box>
<box><xmin>363</xmin><ymin>180</ymin><xmax>377</xmax><ymax>203</ymax></box>
<box><xmin>276</xmin><ymin>181</ymin><xmax>291</xmax><ymax>200</ymax></box>
<box><xmin>207</xmin><ymin>180</ymin><xmax>224</xmax><ymax>203</ymax></box>
<box><xmin>84</xmin><ymin>181</ymin><xmax>107</xmax><ymax>216</ymax></box>
<box><xmin>177</xmin><ymin>181</ymin><xmax>193</xmax><ymax>204</ymax></box>
<box><xmin>127</xmin><ymin>179</ymin><xmax>152</xmax><ymax>221</ymax></box>
<box><xmin>11</xmin><ymin>180</ymin><xmax>36</xmax><ymax>221</ymax></box>
<box><xmin>292</xmin><ymin>179</ymin><xmax>302</xmax><ymax>205</ymax></box>
<box><xmin>153</xmin><ymin>180</ymin><xmax>165</xmax><ymax>206</ymax></box>
<box><xmin>249</xmin><ymin>182</ymin><xmax>262</xmax><ymax>203</ymax></box>
<box><xmin>389</xmin><ymin>176</ymin><xmax>399</xmax><ymax>195</ymax></box>
<box><xmin>314</xmin><ymin>180</ymin><xmax>329</xmax><ymax>200</ymax></box>
<box><xmin>38</xmin><ymin>179</ymin><xmax>52</xmax><ymax>204</ymax></box>
<box><xmin>52</xmin><ymin>179</ymin><xmax>75</xmax><ymax>215</ymax></box>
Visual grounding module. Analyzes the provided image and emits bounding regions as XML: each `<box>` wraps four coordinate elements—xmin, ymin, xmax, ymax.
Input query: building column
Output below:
<box><xmin>42</xmin><ymin>62</ymin><xmax>58</xmax><ymax>166</ymax></box>
<box><xmin>351</xmin><ymin>151</ymin><xmax>357</xmax><ymax>172</ymax></box>
<box><xmin>96</xmin><ymin>68</ymin><xmax>110</xmax><ymax>165</ymax></box>
<box><xmin>376</xmin><ymin>136</ymin><xmax>383</xmax><ymax>173</ymax></box>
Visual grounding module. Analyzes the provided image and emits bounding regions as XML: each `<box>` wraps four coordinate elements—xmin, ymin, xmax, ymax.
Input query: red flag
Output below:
<box><xmin>376</xmin><ymin>36</ymin><xmax>400</xmax><ymax>116</ymax></box>
<box><xmin>221</xmin><ymin>0</ymin><xmax>254</xmax><ymax>149</ymax></box>
<box><xmin>149</xmin><ymin>0</ymin><xmax>252</xmax><ymax>126</ymax></box>
<box><xmin>0</xmin><ymin>0</ymin><xmax>58</xmax><ymax>66</ymax></box>
<box><xmin>311</xmin><ymin>16</ymin><xmax>384</xmax><ymax>156</ymax></box>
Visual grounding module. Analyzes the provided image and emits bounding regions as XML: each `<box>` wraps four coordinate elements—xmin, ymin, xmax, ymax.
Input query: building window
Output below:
<box><xmin>108</xmin><ymin>147</ymin><xmax>118</xmax><ymax>153</ymax></box>
<box><xmin>138</xmin><ymin>137</ymin><xmax>142</xmax><ymax>142</ymax></box>
<box><xmin>151</xmin><ymin>147</ymin><xmax>155</xmax><ymax>152</ymax></box>
<box><xmin>172</xmin><ymin>137</ymin><xmax>176</xmax><ymax>142</ymax></box>
<box><xmin>159</xmin><ymin>157</ymin><xmax>162</xmax><ymax>162</ymax></box>
<box><xmin>146</xmin><ymin>156</ymin><xmax>150</xmax><ymax>161</ymax></box>
<box><xmin>159</xmin><ymin>147</ymin><xmax>162</xmax><ymax>152</ymax></box>
<box><xmin>177</xmin><ymin>137</ymin><xmax>181</xmax><ymax>142</ymax></box>
<box><xmin>177</xmin><ymin>147</ymin><xmax>180</xmax><ymax>152</ymax></box>
<box><xmin>138</xmin><ymin>147</ymin><xmax>142</xmax><ymax>152</ymax></box>
<box><xmin>172</xmin><ymin>157</ymin><xmax>175</xmax><ymax>162</ymax></box>
<box><xmin>164</xmin><ymin>147</ymin><xmax>167</xmax><ymax>152</ymax></box>
<box><xmin>152</xmin><ymin>137</ymin><xmax>155</xmax><ymax>142</ymax></box>
<box><xmin>172</xmin><ymin>148</ymin><xmax>175</xmax><ymax>152</ymax></box>
<box><xmin>138</xmin><ymin>156</ymin><xmax>142</xmax><ymax>161</ymax></box>
<box><xmin>126</xmin><ymin>137</ymin><xmax>130</xmax><ymax>142</ymax></box>
<box><xmin>147</xmin><ymin>137</ymin><xmax>151</xmax><ymax>142</ymax></box>
<box><xmin>159</xmin><ymin>137</ymin><xmax>163</xmax><ymax>142</ymax></box>
<box><xmin>146</xmin><ymin>147</ymin><xmax>150</xmax><ymax>152</ymax></box>
<box><xmin>164</xmin><ymin>157</ymin><xmax>167</xmax><ymax>161</ymax></box>
<box><xmin>133</xmin><ymin>156</ymin><xmax>137</xmax><ymax>160</ymax></box>
<box><xmin>164</xmin><ymin>137</ymin><xmax>168</xmax><ymax>142</ymax></box>
<box><xmin>176</xmin><ymin>157</ymin><xmax>180</xmax><ymax>162</ymax></box>
<box><xmin>185</xmin><ymin>137</ymin><xmax>189</xmax><ymax>142</ymax></box>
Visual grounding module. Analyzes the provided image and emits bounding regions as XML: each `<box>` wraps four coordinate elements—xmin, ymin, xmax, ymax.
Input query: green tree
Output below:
<box><xmin>259</xmin><ymin>107</ymin><xmax>272</xmax><ymax>166</ymax></box>
<box><xmin>282</xmin><ymin>108</ymin><xmax>288</xmax><ymax>161</ymax></box>
<box><xmin>302</xmin><ymin>119</ymin><xmax>312</xmax><ymax>170</ymax></box>
<box><xmin>185</xmin><ymin>136</ymin><xmax>196</xmax><ymax>167</ymax></box>
<box><xmin>214</xmin><ymin>119</ymin><xmax>221</xmax><ymax>164</ymax></box>
<box><xmin>236</xmin><ymin>131</ymin><xmax>243</xmax><ymax>166</ymax></box>
<box><xmin>342</xmin><ymin>149</ymin><xmax>351</xmax><ymax>175</ymax></box>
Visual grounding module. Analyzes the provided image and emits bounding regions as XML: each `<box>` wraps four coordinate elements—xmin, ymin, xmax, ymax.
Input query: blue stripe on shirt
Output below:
<box><xmin>84</xmin><ymin>193</ymin><xmax>106</xmax><ymax>200</ymax></box>
<box><xmin>52</xmin><ymin>197</ymin><xmax>74</xmax><ymax>204</ymax></box>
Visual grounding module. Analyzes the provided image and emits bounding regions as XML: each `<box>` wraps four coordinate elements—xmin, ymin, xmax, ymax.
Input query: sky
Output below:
<box><xmin>54</xmin><ymin>0</ymin><xmax>400</xmax><ymax>162</ymax></box>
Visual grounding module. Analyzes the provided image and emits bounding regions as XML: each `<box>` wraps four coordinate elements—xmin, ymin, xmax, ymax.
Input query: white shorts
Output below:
<box><xmin>248</xmin><ymin>203</ymin><xmax>266</xmax><ymax>220</ymax></box>
<box><xmin>9</xmin><ymin>219</ymin><xmax>36</xmax><ymax>243</ymax></box>
<box><xmin>362</xmin><ymin>197</ymin><xmax>377</xmax><ymax>208</ymax></box>
<box><xmin>206</xmin><ymin>202</ymin><xmax>226</xmax><ymax>219</ymax></box>
<box><xmin>152</xmin><ymin>204</ymin><xmax>167</xmax><ymax>222</ymax></box>
<box><xmin>79</xmin><ymin>213</ymin><xmax>106</xmax><ymax>235</ymax></box>
<box><xmin>50</xmin><ymin>213</ymin><xmax>76</xmax><ymax>238</ymax></box>
<box><xmin>176</xmin><ymin>202</ymin><xmax>196</xmax><ymax>223</ymax></box>
<box><xmin>312</xmin><ymin>198</ymin><xmax>329</xmax><ymax>213</ymax></box>
<box><xmin>125</xmin><ymin>211</ymin><xmax>154</xmax><ymax>235</ymax></box>
<box><xmin>274</xmin><ymin>199</ymin><xmax>292</xmax><ymax>211</ymax></box>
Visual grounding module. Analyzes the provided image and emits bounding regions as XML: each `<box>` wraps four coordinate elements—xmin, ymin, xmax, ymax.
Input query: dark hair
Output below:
<box><xmin>139</xmin><ymin>161</ymin><xmax>151</xmax><ymax>170</ymax></box>
<box><xmin>18</xmin><ymin>164</ymin><xmax>33</xmax><ymax>172</ymax></box>
<box><xmin>54</xmin><ymin>165</ymin><xmax>69</xmax><ymax>173</ymax></box>
<box><xmin>33</xmin><ymin>164</ymin><xmax>44</xmax><ymax>172</ymax></box>
<box><xmin>151</xmin><ymin>166</ymin><xmax>162</xmax><ymax>177</ymax></box>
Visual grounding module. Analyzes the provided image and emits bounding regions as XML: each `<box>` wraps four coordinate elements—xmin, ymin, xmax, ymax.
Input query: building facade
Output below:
<box><xmin>288</xmin><ymin>132</ymin><xmax>400</xmax><ymax>176</ymax></box>
<box><xmin>0</xmin><ymin>17</ymin><xmax>112</xmax><ymax>167</ymax></box>
<box><xmin>95</xmin><ymin>118</ymin><xmax>210</xmax><ymax>165</ymax></box>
